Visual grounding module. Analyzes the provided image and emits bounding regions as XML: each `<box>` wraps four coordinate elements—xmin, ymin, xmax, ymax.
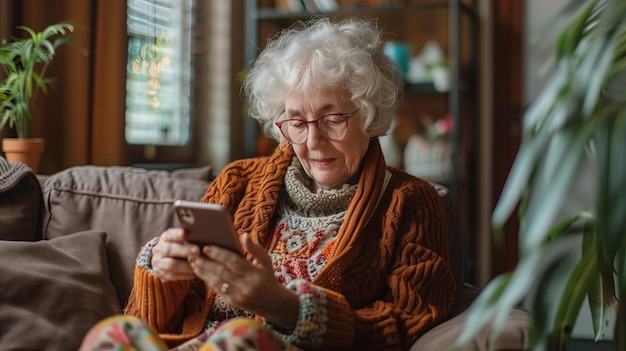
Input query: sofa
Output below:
<box><xmin>0</xmin><ymin>156</ymin><xmax>531</xmax><ymax>351</ymax></box>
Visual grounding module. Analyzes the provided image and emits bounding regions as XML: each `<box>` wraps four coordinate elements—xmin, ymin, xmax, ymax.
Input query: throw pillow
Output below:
<box><xmin>0</xmin><ymin>230</ymin><xmax>122</xmax><ymax>351</ymax></box>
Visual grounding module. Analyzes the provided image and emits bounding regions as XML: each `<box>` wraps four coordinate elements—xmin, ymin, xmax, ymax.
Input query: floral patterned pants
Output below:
<box><xmin>78</xmin><ymin>316</ymin><xmax>300</xmax><ymax>351</ymax></box>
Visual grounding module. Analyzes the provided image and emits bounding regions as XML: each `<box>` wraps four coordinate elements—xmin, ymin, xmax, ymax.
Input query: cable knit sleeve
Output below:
<box><xmin>124</xmin><ymin>241</ymin><xmax>212</xmax><ymax>347</ymax></box>
<box><xmin>261</xmin><ymin>279</ymin><xmax>353</xmax><ymax>347</ymax></box>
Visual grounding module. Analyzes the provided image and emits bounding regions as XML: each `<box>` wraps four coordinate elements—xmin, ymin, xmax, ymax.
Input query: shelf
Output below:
<box><xmin>256</xmin><ymin>2</ymin><xmax>478</xmax><ymax>20</ymax></box>
<box><xmin>404</xmin><ymin>82</ymin><xmax>441</xmax><ymax>94</ymax></box>
<box><xmin>403</xmin><ymin>81</ymin><xmax>471</xmax><ymax>95</ymax></box>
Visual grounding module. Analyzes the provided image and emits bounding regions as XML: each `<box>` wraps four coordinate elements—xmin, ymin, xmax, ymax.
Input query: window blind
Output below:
<box><xmin>125</xmin><ymin>0</ymin><xmax>193</xmax><ymax>145</ymax></box>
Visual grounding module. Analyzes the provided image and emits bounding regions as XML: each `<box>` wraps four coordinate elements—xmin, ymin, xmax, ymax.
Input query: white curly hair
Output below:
<box><xmin>242</xmin><ymin>17</ymin><xmax>403</xmax><ymax>141</ymax></box>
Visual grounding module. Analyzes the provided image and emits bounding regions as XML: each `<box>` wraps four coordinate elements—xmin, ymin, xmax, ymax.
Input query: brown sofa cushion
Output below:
<box><xmin>42</xmin><ymin>165</ymin><xmax>212</xmax><ymax>307</ymax></box>
<box><xmin>0</xmin><ymin>156</ymin><xmax>43</xmax><ymax>241</ymax></box>
<box><xmin>0</xmin><ymin>230</ymin><xmax>121</xmax><ymax>351</ymax></box>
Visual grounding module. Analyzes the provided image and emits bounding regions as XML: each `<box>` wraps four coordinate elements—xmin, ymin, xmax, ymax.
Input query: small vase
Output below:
<box><xmin>403</xmin><ymin>134</ymin><xmax>453</xmax><ymax>182</ymax></box>
<box><xmin>2</xmin><ymin>138</ymin><xmax>45</xmax><ymax>173</ymax></box>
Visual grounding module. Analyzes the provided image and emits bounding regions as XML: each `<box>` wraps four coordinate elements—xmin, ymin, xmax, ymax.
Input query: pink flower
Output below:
<box><xmin>106</xmin><ymin>323</ymin><xmax>132</xmax><ymax>344</ymax></box>
<box><xmin>434</xmin><ymin>114</ymin><xmax>454</xmax><ymax>135</ymax></box>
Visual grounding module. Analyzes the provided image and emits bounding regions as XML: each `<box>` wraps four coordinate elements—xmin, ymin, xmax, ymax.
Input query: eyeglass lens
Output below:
<box><xmin>280</xmin><ymin>114</ymin><xmax>350</xmax><ymax>144</ymax></box>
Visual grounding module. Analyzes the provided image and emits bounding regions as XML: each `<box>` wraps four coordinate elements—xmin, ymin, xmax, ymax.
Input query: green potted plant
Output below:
<box><xmin>453</xmin><ymin>0</ymin><xmax>625</xmax><ymax>350</ymax></box>
<box><xmin>0</xmin><ymin>22</ymin><xmax>74</xmax><ymax>172</ymax></box>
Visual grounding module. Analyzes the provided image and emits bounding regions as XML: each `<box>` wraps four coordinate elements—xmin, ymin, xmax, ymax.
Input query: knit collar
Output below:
<box><xmin>284</xmin><ymin>157</ymin><xmax>357</xmax><ymax>216</ymax></box>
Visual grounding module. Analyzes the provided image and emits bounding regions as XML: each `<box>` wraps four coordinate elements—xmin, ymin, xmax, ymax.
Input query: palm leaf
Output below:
<box><xmin>491</xmin><ymin>126</ymin><xmax>552</xmax><ymax>240</ymax></box>
<box><xmin>555</xmin><ymin>0</ymin><xmax>598</xmax><ymax>59</ymax></box>
<box><xmin>545</xmin><ymin>211</ymin><xmax>594</xmax><ymax>241</ymax></box>
<box><xmin>521</xmin><ymin>122</ymin><xmax>589</xmax><ymax>252</ymax></box>
<box><xmin>550</xmin><ymin>224</ymin><xmax>598</xmax><ymax>349</ymax></box>
<box><xmin>530</xmin><ymin>248</ymin><xmax>579</xmax><ymax>351</ymax></box>
<box><xmin>580</xmin><ymin>218</ymin><xmax>614</xmax><ymax>343</ymax></box>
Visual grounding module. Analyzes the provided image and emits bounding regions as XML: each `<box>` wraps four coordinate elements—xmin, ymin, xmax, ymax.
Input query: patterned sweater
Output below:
<box><xmin>124</xmin><ymin>139</ymin><xmax>455</xmax><ymax>351</ymax></box>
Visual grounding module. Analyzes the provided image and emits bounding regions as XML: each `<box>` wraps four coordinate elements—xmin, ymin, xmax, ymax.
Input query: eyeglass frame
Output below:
<box><xmin>274</xmin><ymin>109</ymin><xmax>360</xmax><ymax>145</ymax></box>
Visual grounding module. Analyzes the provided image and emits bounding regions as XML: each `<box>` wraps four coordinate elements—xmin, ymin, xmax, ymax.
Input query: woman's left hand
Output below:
<box><xmin>188</xmin><ymin>233</ymin><xmax>299</xmax><ymax>330</ymax></box>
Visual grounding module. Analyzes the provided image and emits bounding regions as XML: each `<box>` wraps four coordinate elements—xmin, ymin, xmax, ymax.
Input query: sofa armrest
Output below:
<box><xmin>410</xmin><ymin>284</ymin><xmax>531</xmax><ymax>351</ymax></box>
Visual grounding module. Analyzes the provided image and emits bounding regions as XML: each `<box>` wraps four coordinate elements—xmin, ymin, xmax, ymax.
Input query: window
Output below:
<box><xmin>125</xmin><ymin>0</ymin><xmax>192</xmax><ymax>145</ymax></box>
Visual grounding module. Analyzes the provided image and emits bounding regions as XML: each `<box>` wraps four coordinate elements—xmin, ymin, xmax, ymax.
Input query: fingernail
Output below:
<box><xmin>202</xmin><ymin>246</ymin><xmax>210</xmax><ymax>255</ymax></box>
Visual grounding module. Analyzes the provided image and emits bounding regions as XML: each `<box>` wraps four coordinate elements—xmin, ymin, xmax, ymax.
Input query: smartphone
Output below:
<box><xmin>173</xmin><ymin>200</ymin><xmax>243</xmax><ymax>255</ymax></box>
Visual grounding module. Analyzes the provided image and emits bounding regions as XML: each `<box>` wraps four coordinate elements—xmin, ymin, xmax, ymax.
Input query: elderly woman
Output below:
<box><xmin>80</xmin><ymin>17</ymin><xmax>455</xmax><ymax>351</ymax></box>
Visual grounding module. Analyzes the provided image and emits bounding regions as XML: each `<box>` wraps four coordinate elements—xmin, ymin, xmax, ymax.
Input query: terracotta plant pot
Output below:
<box><xmin>2</xmin><ymin>138</ymin><xmax>45</xmax><ymax>173</ymax></box>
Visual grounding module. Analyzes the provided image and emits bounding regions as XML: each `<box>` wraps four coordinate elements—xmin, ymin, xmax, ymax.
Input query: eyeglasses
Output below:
<box><xmin>275</xmin><ymin>109</ymin><xmax>359</xmax><ymax>145</ymax></box>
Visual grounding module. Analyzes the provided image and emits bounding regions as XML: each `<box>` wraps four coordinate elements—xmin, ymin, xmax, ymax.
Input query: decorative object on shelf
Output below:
<box><xmin>403</xmin><ymin>113</ymin><xmax>454</xmax><ymax>182</ymax></box>
<box><xmin>0</xmin><ymin>22</ymin><xmax>74</xmax><ymax>172</ymax></box>
<box><xmin>379</xmin><ymin>115</ymin><xmax>401</xmax><ymax>167</ymax></box>
<box><xmin>454</xmin><ymin>0</ymin><xmax>626</xmax><ymax>350</ymax></box>
<box><xmin>383</xmin><ymin>41</ymin><xmax>412</xmax><ymax>81</ymax></box>
<box><xmin>407</xmin><ymin>40</ymin><xmax>450</xmax><ymax>91</ymax></box>
<box><xmin>274</xmin><ymin>0</ymin><xmax>303</xmax><ymax>13</ymax></box>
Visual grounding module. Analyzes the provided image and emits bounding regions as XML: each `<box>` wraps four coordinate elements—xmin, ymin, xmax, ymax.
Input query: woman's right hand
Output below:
<box><xmin>151</xmin><ymin>227</ymin><xmax>198</xmax><ymax>282</ymax></box>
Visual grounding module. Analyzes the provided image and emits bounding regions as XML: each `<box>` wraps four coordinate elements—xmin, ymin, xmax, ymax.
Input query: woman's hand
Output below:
<box><xmin>188</xmin><ymin>233</ymin><xmax>300</xmax><ymax>330</ymax></box>
<box><xmin>151</xmin><ymin>228</ymin><xmax>197</xmax><ymax>282</ymax></box>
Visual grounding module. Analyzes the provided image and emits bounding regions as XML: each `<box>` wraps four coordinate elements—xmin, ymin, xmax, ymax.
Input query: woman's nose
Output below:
<box><xmin>306</xmin><ymin>124</ymin><xmax>325</xmax><ymax>148</ymax></box>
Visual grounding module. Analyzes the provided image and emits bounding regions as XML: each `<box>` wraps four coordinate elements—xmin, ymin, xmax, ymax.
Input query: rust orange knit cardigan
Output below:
<box><xmin>124</xmin><ymin>139</ymin><xmax>455</xmax><ymax>351</ymax></box>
